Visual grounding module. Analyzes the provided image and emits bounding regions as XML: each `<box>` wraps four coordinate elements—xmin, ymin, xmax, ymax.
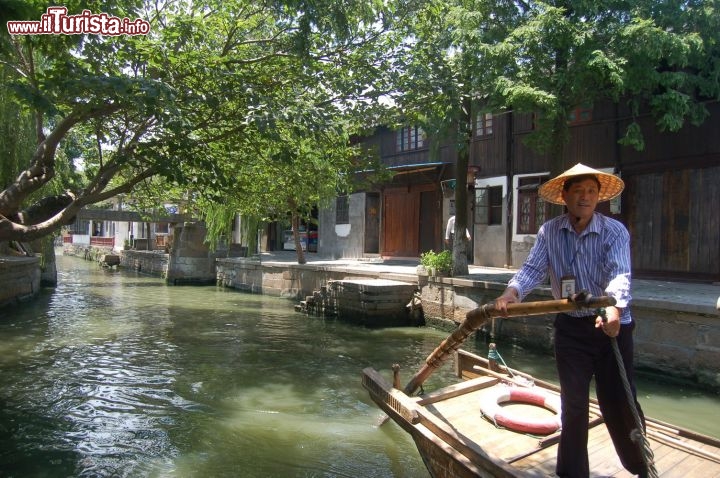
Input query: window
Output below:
<box><xmin>475</xmin><ymin>112</ymin><xmax>494</xmax><ymax>137</ymax></box>
<box><xmin>68</xmin><ymin>219</ymin><xmax>89</xmax><ymax>234</ymax></box>
<box><xmin>517</xmin><ymin>177</ymin><xmax>549</xmax><ymax>234</ymax></box>
<box><xmin>475</xmin><ymin>186</ymin><xmax>503</xmax><ymax>225</ymax></box>
<box><xmin>396</xmin><ymin>126</ymin><xmax>425</xmax><ymax>151</ymax></box>
<box><xmin>517</xmin><ymin>112</ymin><xmax>538</xmax><ymax>132</ymax></box>
<box><xmin>568</xmin><ymin>103</ymin><xmax>592</xmax><ymax>125</ymax></box>
<box><xmin>336</xmin><ymin>195</ymin><xmax>349</xmax><ymax>225</ymax></box>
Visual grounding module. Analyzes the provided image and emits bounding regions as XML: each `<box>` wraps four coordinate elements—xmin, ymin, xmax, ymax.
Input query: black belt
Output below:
<box><xmin>558</xmin><ymin>312</ymin><xmax>597</xmax><ymax>323</ymax></box>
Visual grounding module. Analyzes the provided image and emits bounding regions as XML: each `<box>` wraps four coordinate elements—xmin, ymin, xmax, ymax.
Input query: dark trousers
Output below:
<box><xmin>554</xmin><ymin>314</ymin><xmax>647</xmax><ymax>477</ymax></box>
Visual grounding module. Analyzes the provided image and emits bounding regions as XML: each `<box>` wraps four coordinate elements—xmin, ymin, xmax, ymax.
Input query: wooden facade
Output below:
<box><xmin>360</xmin><ymin>103</ymin><xmax>720</xmax><ymax>281</ymax></box>
<box><xmin>361</xmin><ymin>126</ymin><xmax>450</xmax><ymax>257</ymax></box>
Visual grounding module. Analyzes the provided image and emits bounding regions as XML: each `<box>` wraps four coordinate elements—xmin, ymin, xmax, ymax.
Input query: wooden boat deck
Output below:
<box><xmin>363</xmin><ymin>349</ymin><xmax>720</xmax><ymax>477</ymax></box>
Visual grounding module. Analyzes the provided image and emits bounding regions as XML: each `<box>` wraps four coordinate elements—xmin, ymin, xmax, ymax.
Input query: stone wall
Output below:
<box><xmin>216</xmin><ymin>259</ymin><xmax>420</xmax><ymax>327</ymax></box>
<box><xmin>65</xmin><ymin>242</ymin><xmax>168</xmax><ymax>277</ymax></box>
<box><xmin>419</xmin><ymin>276</ymin><xmax>720</xmax><ymax>391</ymax></box>
<box><xmin>64</xmin><ymin>243</ymin><xmax>114</xmax><ymax>262</ymax></box>
<box><xmin>216</xmin><ymin>258</ymin><xmax>415</xmax><ymax>299</ymax></box>
<box><xmin>417</xmin><ymin>276</ymin><xmax>554</xmax><ymax>341</ymax></box>
<box><xmin>216</xmin><ymin>258</ymin><xmax>264</xmax><ymax>293</ymax></box>
<box><xmin>511</xmin><ymin>236</ymin><xmax>536</xmax><ymax>269</ymax></box>
<box><xmin>472</xmin><ymin>225</ymin><xmax>507</xmax><ymax>268</ymax></box>
<box><xmin>633</xmin><ymin>306</ymin><xmax>720</xmax><ymax>388</ymax></box>
<box><xmin>65</xmin><ymin>222</ymin><xmax>225</xmax><ymax>284</ymax></box>
<box><xmin>121</xmin><ymin>250</ymin><xmax>169</xmax><ymax>277</ymax></box>
<box><xmin>327</xmin><ymin>279</ymin><xmax>419</xmax><ymax>327</ymax></box>
<box><xmin>0</xmin><ymin>256</ymin><xmax>41</xmax><ymax>308</ymax></box>
<box><xmin>317</xmin><ymin>192</ymin><xmax>367</xmax><ymax>259</ymax></box>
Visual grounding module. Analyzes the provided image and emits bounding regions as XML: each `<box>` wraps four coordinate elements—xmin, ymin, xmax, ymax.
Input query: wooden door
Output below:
<box><xmin>382</xmin><ymin>188</ymin><xmax>419</xmax><ymax>256</ymax></box>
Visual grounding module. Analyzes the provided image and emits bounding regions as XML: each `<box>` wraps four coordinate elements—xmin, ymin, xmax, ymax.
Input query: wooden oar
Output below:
<box><xmin>401</xmin><ymin>293</ymin><xmax>617</xmax><ymax>397</ymax></box>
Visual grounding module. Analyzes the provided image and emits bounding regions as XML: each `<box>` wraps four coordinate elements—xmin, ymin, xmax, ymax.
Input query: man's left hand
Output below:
<box><xmin>596</xmin><ymin>306</ymin><xmax>621</xmax><ymax>337</ymax></box>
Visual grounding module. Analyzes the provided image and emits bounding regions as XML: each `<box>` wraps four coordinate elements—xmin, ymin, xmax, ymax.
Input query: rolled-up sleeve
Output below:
<box><xmin>603</xmin><ymin>222</ymin><xmax>632</xmax><ymax>314</ymax></box>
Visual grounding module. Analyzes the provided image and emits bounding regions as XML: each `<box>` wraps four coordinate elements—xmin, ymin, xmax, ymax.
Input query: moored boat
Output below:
<box><xmin>362</xmin><ymin>297</ymin><xmax>720</xmax><ymax>477</ymax></box>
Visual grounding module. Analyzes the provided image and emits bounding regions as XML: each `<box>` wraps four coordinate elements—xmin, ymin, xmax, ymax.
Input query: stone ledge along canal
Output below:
<box><xmin>0</xmin><ymin>254</ymin><xmax>718</xmax><ymax>477</ymax></box>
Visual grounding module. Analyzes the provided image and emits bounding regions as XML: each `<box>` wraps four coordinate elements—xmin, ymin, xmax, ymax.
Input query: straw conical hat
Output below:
<box><xmin>538</xmin><ymin>163</ymin><xmax>624</xmax><ymax>205</ymax></box>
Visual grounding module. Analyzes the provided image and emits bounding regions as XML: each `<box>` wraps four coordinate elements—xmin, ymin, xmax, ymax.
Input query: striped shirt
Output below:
<box><xmin>508</xmin><ymin>212</ymin><xmax>633</xmax><ymax>324</ymax></box>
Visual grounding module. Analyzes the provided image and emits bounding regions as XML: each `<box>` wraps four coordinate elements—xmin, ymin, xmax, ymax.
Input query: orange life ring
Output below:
<box><xmin>480</xmin><ymin>386</ymin><xmax>562</xmax><ymax>435</ymax></box>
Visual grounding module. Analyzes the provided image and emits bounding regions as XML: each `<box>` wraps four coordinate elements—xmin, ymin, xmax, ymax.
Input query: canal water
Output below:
<box><xmin>0</xmin><ymin>254</ymin><xmax>718</xmax><ymax>477</ymax></box>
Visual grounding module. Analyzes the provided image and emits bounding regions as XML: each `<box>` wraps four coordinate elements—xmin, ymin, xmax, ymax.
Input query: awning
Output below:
<box><xmin>357</xmin><ymin>161</ymin><xmax>449</xmax><ymax>175</ymax></box>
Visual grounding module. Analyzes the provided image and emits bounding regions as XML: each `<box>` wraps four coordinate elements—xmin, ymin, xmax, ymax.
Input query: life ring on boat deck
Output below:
<box><xmin>480</xmin><ymin>386</ymin><xmax>562</xmax><ymax>435</ymax></box>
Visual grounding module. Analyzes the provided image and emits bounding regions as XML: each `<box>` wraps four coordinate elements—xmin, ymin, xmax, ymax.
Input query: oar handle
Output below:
<box><xmin>489</xmin><ymin>293</ymin><xmax>617</xmax><ymax>319</ymax></box>
<box><xmin>402</xmin><ymin>294</ymin><xmax>616</xmax><ymax>396</ymax></box>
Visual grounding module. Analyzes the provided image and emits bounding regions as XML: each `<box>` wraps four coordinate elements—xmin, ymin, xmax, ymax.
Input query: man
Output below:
<box><xmin>444</xmin><ymin>215</ymin><xmax>471</xmax><ymax>250</ymax></box>
<box><xmin>493</xmin><ymin>163</ymin><xmax>648</xmax><ymax>478</ymax></box>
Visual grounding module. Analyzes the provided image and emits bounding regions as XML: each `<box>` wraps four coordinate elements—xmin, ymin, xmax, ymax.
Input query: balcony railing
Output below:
<box><xmin>89</xmin><ymin>236</ymin><xmax>115</xmax><ymax>247</ymax></box>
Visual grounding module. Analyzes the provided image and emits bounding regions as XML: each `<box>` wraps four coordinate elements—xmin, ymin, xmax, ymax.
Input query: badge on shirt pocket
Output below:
<box><xmin>560</xmin><ymin>275</ymin><xmax>576</xmax><ymax>298</ymax></box>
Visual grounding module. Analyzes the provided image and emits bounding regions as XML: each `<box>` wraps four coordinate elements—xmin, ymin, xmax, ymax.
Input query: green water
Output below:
<box><xmin>0</xmin><ymin>254</ymin><xmax>717</xmax><ymax>477</ymax></box>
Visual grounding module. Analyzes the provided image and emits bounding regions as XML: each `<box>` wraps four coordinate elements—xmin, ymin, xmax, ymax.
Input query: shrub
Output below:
<box><xmin>420</xmin><ymin>249</ymin><xmax>453</xmax><ymax>276</ymax></box>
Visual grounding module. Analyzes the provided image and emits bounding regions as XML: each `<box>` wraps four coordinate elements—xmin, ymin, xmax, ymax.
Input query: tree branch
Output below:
<box><xmin>0</xmin><ymin>102</ymin><xmax>123</xmax><ymax>216</ymax></box>
<box><xmin>0</xmin><ymin>165</ymin><xmax>160</xmax><ymax>242</ymax></box>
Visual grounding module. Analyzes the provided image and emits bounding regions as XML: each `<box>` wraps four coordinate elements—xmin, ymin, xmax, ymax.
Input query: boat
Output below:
<box><xmin>362</xmin><ymin>295</ymin><xmax>720</xmax><ymax>477</ymax></box>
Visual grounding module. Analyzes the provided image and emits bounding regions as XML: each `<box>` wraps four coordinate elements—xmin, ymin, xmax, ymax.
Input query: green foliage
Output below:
<box><xmin>1</xmin><ymin>0</ymin><xmax>718</xmax><ymax>250</ymax></box>
<box><xmin>0</xmin><ymin>0</ymin><xmax>399</xmax><ymax>246</ymax></box>
<box><xmin>0</xmin><ymin>65</ymin><xmax>35</xmax><ymax>189</ymax></box>
<box><xmin>130</xmin><ymin>0</ymin><xmax>399</xmax><ymax>249</ymax></box>
<box><xmin>420</xmin><ymin>249</ymin><xmax>453</xmax><ymax>276</ymax></box>
<box><xmin>202</xmin><ymin>202</ymin><xmax>237</xmax><ymax>250</ymax></box>
<box><xmin>476</xmin><ymin>0</ymin><xmax>719</xmax><ymax>155</ymax></box>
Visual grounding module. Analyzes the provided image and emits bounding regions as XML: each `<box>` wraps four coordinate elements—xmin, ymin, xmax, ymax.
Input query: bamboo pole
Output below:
<box><xmin>402</xmin><ymin>294</ymin><xmax>616</xmax><ymax>397</ymax></box>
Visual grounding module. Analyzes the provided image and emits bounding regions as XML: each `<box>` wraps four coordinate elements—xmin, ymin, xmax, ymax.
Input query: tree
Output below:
<box><xmin>0</xmin><ymin>0</ymin><xmax>183</xmax><ymax>244</ymax></box>
<box><xmin>0</xmin><ymin>0</ymin><xmax>400</xmax><ymax>266</ymax></box>
<box><xmin>387</xmin><ymin>0</ymin><xmax>517</xmax><ymax>276</ymax></box>
<box><xmin>392</xmin><ymin>0</ymin><xmax>717</xmax><ymax>275</ymax></box>
<box><xmin>198</xmin><ymin>126</ymin><xmax>378</xmax><ymax>264</ymax></box>
<box><xmin>479</xmin><ymin>1</ymin><xmax>719</xmax><ymax>170</ymax></box>
<box><xmin>138</xmin><ymin>0</ymin><xmax>400</xmax><ymax>264</ymax></box>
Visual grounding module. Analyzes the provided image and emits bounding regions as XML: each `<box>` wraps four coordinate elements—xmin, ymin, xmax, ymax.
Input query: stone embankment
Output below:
<box><xmin>218</xmin><ymin>255</ymin><xmax>720</xmax><ymax>392</ymax></box>
<box><xmin>0</xmin><ymin>256</ymin><xmax>41</xmax><ymax>308</ymax></box>
<box><xmin>6</xmin><ymin>246</ymin><xmax>720</xmax><ymax>391</ymax></box>
<box><xmin>418</xmin><ymin>275</ymin><xmax>720</xmax><ymax>391</ymax></box>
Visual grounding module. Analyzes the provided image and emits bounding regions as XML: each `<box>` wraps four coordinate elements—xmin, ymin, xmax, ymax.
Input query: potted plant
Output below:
<box><xmin>433</xmin><ymin>250</ymin><xmax>453</xmax><ymax>276</ymax></box>
<box><xmin>419</xmin><ymin>250</ymin><xmax>435</xmax><ymax>275</ymax></box>
<box><xmin>420</xmin><ymin>250</ymin><xmax>453</xmax><ymax>277</ymax></box>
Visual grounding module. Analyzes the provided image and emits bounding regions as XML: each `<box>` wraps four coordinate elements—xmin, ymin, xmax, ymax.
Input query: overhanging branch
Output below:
<box><xmin>0</xmin><ymin>165</ymin><xmax>160</xmax><ymax>243</ymax></box>
<box><xmin>0</xmin><ymin>102</ymin><xmax>123</xmax><ymax>216</ymax></box>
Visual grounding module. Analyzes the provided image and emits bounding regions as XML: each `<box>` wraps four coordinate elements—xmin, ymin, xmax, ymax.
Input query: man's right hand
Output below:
<box><xmin>494</xmin><ymin>288</ymin><xmax>519</xmax><ymax>315</ymax></box>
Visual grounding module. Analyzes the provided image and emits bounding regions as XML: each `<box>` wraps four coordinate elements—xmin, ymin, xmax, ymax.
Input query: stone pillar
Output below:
<box><xmin>165</xmin><ymin>222</ymin><xmax>217</xmax><ymax>285</ymax></box>
<box><xmin>39</xmin><ymin>237</ymin><xmax>58</xmax><ymax>286</ymax></box>
<box><xmin>0</xmin><ymin>256</ymin><xmax>41</xmax><ymax>308</ymax></box>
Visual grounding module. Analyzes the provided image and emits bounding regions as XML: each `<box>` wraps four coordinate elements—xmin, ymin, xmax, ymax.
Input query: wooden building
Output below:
<box><xmin>319</xmin><ymin>101</ymin><xmax>719</xmax><ymax>283</ymax></box>
<box><xmin>484</xmin><ymin>100</ymin><xmax>720</xmax><ymax>283</ymax></box>
<box><xmin>361</xmin><ymin>125</ymin><xmax>450</xmax><ymax>258</ymax></box>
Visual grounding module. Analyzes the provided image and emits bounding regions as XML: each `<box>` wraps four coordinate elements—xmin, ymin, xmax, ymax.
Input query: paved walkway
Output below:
<box><xmin>259</xmin><ymin>251</ymin><xmax>720</xmax><ymax>316</ymax></box>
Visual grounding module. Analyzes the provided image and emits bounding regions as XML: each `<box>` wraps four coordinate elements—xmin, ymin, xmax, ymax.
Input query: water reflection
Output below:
<box><xmin>0</xmin><ymin>254</ymin><xmax>718</xmax><ymax>478</ymax></box>
<box><xmin>0</xmin><ymin>255</ymin><xmax>444</xmax><ymax>477</ymax></box>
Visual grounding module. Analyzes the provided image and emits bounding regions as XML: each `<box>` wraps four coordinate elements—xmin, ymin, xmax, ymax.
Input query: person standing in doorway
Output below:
<box><xmin>492</xmin><ymin>163</ymin><xmax>648</xmax><ymax>478</ymax></box>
